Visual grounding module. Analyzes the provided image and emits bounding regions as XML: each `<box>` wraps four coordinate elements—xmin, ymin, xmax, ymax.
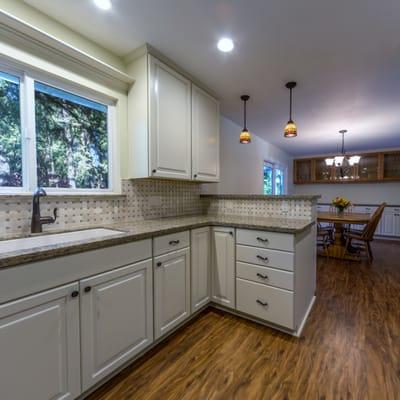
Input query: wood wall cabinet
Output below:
<box><xmin>294</xmin><ymin>150</ymin><xmax>400</xmax><ymax>184</ymax></box>
<box><xmin>154</xmin><ymin>247</ymin><xmax>191</xmax><ymax>339</ymax></box>
<box><xmin>211</xmin><ymin>227</ymin><xmax>235</xmax><ymax>309</ymax></box>
<box><xmin>80</xmin><ymin>260</ymin><xmax>153</xmax><ymax>390</ymax></box>
<box><xmin>191</xmin><ymin>227</ymin><xmax>211</xmax><ymax>312</ymax></box>
<box><xmin>0</xmin><ymin>283</ymin><xmax>81</xmax><ymax>400</ymax></box>
<box><xmin>126</xmin><ymin>47</ymin><xmax>220</xmax><ymax>182</ymax></box>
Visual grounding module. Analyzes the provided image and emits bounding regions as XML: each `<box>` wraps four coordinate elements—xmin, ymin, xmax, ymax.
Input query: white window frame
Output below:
<box><xmin>263</xmin><ymin>160</ymin><xmax>287</xmax><ymax>195</ymax></box>
<box><xmin>0</xmin><ymin>58</ymin><xmax>117</xmax><ymax>195</ymax></box>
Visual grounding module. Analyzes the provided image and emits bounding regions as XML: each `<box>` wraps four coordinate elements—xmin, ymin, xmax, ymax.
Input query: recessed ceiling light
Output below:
<box><xmin>217</xmin><ymin>38</ymin><xmax>234</xmax><ymax>52</ymax></box>
<box><xmin>93</xmin><ymin>0</ymin><xmax>112</xmax><ymax>10</ymax></box>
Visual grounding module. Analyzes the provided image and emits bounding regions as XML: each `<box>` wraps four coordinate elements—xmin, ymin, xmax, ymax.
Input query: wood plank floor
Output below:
<box><xmin>86</xmin><ymin>240</ymin><xmax>400</xmax><ymax>400</ymax></box>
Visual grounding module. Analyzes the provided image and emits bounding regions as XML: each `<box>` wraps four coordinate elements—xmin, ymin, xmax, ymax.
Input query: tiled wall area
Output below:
<box><xmin>204</xmin><ymin>198</ymin><xmax>316</xmax><ymax>220</ymax></box>
<box><xmin>0</xmin><ymin>180</ymin><xmax>204</xmax><ymax>238</ymax></box>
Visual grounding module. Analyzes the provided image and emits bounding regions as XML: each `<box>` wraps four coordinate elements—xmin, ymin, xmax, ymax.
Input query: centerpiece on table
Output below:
<box><xmin>332</xmin><ymin>196</ymin><xmax>351</xmax><ymax>214</ymax></box>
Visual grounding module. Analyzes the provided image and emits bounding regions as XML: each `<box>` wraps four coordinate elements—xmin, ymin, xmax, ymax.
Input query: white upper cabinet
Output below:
<box><xmin>148</xmin><ymin>55</ymin><xmax>192</xmax><ymax>180</ymax></box>
<box><xmin>192</xmin><ymin>84</ymin><xmax>220</xmax><ymax>182</ymax></box>
<box><xmin>0</xmin><ymin>283</ymin><xmax>81</xmax><ymax>400</ymax></box>
<box><xmin>126</xmin><ymin>48</ymin><xmax>219</xmax><ymax>181</ymax></box>
<box><xmin>80</xmin><ymin>260</ymin><xmax>153</xmax><ymax>391</ymax></box>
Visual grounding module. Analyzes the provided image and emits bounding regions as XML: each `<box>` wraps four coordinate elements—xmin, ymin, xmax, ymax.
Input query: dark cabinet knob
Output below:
<box><xmin>84</xmin><ymin>286</ymin><xmax>92</xmax><ymax>293</ymax></box>
<box><xmin>194</xmin><ymin>174</ymin><xmax>198</xmax><ymax>178</ymax></box>
<box><xmin>157</xmin><ymin>261</ymin><xmax>162</xmax><ymax>267</ymax></box>
<box><xmin>152</xmin><ymin>169</ymin><xmax>156</xmax><ymax>174</ymax></box>
<box><xmin>71</xmin><ymin>290</ymin><xmax>79</xmax><ymax>298</ymax></box>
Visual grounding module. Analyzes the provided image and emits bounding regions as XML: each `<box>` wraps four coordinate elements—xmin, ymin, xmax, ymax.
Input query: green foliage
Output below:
<box><xmin>263</xmin><ymin>164</ymin><xmax>273</xmax><ymax>195</ymax></box>
<box><xmin>0</xmin><ymin>78</ymin><xmax>22</xmax><ymax>187</ymax></box>
<box><xmin>35</xmin><ymin>91</ymin><xmax>108</xmax><ymax>189</ymax></box>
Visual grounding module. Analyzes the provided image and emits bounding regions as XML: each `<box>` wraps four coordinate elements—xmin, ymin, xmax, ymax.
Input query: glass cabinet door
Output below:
<box><xmin>314</xmin><ymin>158</ymin><xmax>333</xmax><ymax>182</ymax></box>
<box><xmin>295</xmin><ymin>159</ymin><xmax>312</xmax><ymax>183</ymax></box>
<box><xmin>383</xmin><ymin>152</ymin><xmax>400</xmax><ymax>179</ymax></box>
<box><xmin>356</xmin><ymin>154</ymin><xmax>379</xmax><ymax>181</ymax></box>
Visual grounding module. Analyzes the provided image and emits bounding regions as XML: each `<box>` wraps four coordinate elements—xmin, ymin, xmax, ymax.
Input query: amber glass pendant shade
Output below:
<box><xmin>284</xmin><ymin>120</ymin><xmax>297</xmax><ymax>138</ymax></box>
<box><xmin>240</xmin><ymin>128</ymin><xmax>251</xmax><ymax>144</ymax></box>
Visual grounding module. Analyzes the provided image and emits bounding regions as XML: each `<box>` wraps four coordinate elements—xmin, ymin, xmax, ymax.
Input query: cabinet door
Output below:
<box><xmin>154</xmin><ymin>247</ymin><xmax>191</xmax><ymax>339</ymax></box>
<box><xmin>0</xmin><ymin>283</ymin><xmax>80</xmax><ymax>400</ymax></box>
<box><xmin>80</xmin><ymin>259</ymin><xmax>153</xmax><ymax>391</ymax></box>
<box><xmin>148</xmin><ymin>55</ymin><xmax>192</xmax><ymax>180</ymax></box>
<box><xmin>192</xmin><ymin>84</ymin><xmax>220</xmax><ymax>182</ymax></box>
<box><xmin>394</xmin><ymin>212</ymin><xmax>400</xmax><ymax>237</ymax></box>
<box><xmin>211</xmin><ymin>227</ymin><xmax>235</xmax><ymax>309</ymax></box>
<box><xmin>381</xmin><ymin>213</ymin><xmax>395</xmax><ymax>236</ymax></box>
<box><xmin>191</xmin><ymin>227</ymin><xmax>211</xmax><ymax>312</ymax></box>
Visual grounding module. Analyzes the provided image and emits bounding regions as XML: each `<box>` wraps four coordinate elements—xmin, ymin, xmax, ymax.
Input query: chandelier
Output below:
<box><xmin>325</xmin><ymin>130</ymin><xmax>361</xmax><ymax>167</ymax></box>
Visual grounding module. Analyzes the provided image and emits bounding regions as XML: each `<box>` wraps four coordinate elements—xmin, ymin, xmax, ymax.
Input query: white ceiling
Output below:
<box><xmin>24</xmin><ymin>0</ymin><xmax>400</xmax><ymax>156</ymax></box>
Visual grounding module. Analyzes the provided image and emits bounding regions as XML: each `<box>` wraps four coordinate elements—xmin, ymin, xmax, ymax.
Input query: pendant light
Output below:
<box><xmin>284</xmin><ymin>81</ymin><xmax>297</xmax><ymax>138</ymax></box>
<box><xmin>325</xmin><ymin>130</ymin><xmax>361</xmax><ymax>166</ymax></box>
<box><xmin>239</xmin><ymin>95</ymin><xmax>251</xmax><ymax>144</ymax></box>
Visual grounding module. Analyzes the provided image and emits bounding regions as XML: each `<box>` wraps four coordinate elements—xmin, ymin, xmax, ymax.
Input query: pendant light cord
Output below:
<box><xmin>243</xmin><ymin>99</ymin><xmax>247</xmax><ymax>130</ymax></box>
<box><xmin>289</xmin><ymin>88</ymin><xmax>292</xmax><ymax>120</ymax></box>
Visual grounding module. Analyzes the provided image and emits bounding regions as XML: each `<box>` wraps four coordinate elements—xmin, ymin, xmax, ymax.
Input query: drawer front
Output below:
<box><xmin>236</xmin><ymin>245</ymin><xmax>294</xmax><ymax>271</ymax></box>
<box><xmin>236</xmin><ymin>229</ymin><xmax>294</xmax><ymax>252</ymax></box>
<box><xmin>236</xmin><ymin>278</ymin><xmax>294</xmax><ymax>329</ymax></box>
<box><xmin>153</xmin><ymin>231</ymin><xmax>190</xmax><ymax>256</ymax></box>
<box><xmin>236</xmin><ymin>262</ymin><xmax>294</xmax><ymax>291</ymax></box>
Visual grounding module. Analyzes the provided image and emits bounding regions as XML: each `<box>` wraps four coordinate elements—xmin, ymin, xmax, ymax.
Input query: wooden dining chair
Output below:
<box><xmin>344</xmin><ymin>203</ymin><xmax>386</xmax><ymax>263</ymax></box>
<box><xmin>317</xmin><ymin>223</ymin><xmax>331</xmax><ymax>257</ymax></box>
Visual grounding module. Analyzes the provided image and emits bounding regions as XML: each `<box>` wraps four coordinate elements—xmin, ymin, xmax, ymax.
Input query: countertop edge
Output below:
<box><xmin>0</xmin><ymin>219</ymin><xmax>315</xmax><ymax>269</ymax></box>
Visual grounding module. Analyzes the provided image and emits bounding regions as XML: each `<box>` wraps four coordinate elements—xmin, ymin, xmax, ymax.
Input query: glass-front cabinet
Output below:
<box><xmin>382</xmin><ymin>151</ymin><xmax>400</xmax><ymax>180</ymax></box>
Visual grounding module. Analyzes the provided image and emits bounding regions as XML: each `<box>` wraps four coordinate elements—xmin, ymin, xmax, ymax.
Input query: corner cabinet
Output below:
<box><xmin>211</xmin><ymin>227</ymin><xmax>236</xmax><ymax>309</ymax></box>
<box><xmin>191</xmin><ymin>227</ymin><xmax>211</xmax><ymax>312</ymax></box>
<box><xmin>192</xmin><ymin>85</ymin><xmax>220</xmax><ymax>181</ymax></box>
<box><xmin>126</xmin><ymin>49</ymin><xmax>220</xmax><ymax>181</ymax></box>
<box><xmin>0</xmin><ymin>283</ymin><xmax>81</xmax><ymax>400</ymax></box>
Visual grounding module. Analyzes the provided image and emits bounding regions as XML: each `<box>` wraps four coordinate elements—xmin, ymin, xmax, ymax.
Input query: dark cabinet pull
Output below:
<box><xmin>152</xmin><ymin>169</ymin><xmax>156</xmax><ymax>173</ymax></box>
<box><xmin>256</xmin><ymin>255</ymin><xmax>269</xmax><ymax>262</ymax></box>
<box><xmin>169</xmin><ymin>240</ymin><xmax>180</xmax><ymax>245</ymax></box>
<box><xmin>256</xmin><ymin>273</ymin><xmax>269</xmax><ymax>280</ymax></box>
<box><xmin>84</xmin><ymin>286</ymin><xmax>92</xmax><ymax>293</ymax></box>
<box><xmin>194</xmin><ymin>174</ymin><xmax>198</xmax><ymax>178</ymax></box>
<box><xmin>157</xmin><ymin>261</ymin><xmax>162</xmax><ymax>267</ymax></box>
<box><xmin>257</xmin><ymin>237</ymin><xmax>269</xmax><ymax>244</ymax></box>
<box><xmin>71</xmin><ymin>290</ymin><xmax>79</xmax><ymax>298</ymax></box>
<box><xmin>256</xmin><ymin>299</ymin><xmax>268</xmax><ymax>307</ymax></box>
<box><xmin>229</xmin><ymin>231</ymin><xmax>234</xmax><ymax>236</ymax></box>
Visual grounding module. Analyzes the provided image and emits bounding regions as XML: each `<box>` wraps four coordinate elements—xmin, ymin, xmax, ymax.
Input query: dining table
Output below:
<box><xmin>317</xmin><ymin>211</ymin><xmax>371</xmax><ymax>260</ymax></box>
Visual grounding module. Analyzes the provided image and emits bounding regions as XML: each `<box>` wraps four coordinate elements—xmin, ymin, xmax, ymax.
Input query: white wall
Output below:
<box><xmin>202</xmin><ymin>116</ymin><xmax>293</xmax><ymax>195</ymax></box>
<box><xmin>294</xmin><ymin>182</ymin><xmax>400</xmax><ymax>205</ymax></box>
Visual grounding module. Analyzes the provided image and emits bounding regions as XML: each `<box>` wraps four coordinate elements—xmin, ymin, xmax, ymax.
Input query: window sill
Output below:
<box><xmin>0</xmin><ymin>192</ymin><xmax>126</xmax><ymax>200</ymax></box>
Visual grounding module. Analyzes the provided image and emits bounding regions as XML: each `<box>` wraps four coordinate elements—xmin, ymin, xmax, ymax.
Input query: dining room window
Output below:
<box><xmin>263</xmin><ymin>161</ymin><xmax>286</xmax><ymax>195</ymax></box>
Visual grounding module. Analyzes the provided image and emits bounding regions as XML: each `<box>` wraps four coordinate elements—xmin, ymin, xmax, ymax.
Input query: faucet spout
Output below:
<box><xmin>31</xmin><ymin>188</ymin><xmax>57</xmax><ymax>233</ymax></box>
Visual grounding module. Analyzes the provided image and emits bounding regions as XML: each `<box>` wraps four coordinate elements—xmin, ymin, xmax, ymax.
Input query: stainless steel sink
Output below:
<box><xmin>0</xmin><ymin>228</ymin><xmax>124</xmax><ymax>253</ymax></box>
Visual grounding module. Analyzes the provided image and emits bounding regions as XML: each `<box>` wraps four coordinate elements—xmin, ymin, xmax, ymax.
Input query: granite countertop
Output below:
<box><xmin>201</xmin><ymin>194</ymin><xmax>321</xmax><ymax>200</ymax></box>
<box><xmin>0</xmin><ymin>215</ymin><xmax>315</xmax><ymax>269</ymax></box>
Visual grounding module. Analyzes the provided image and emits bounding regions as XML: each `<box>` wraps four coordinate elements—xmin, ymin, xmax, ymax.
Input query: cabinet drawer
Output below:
<box><xmin>236</xmin><ymin>278</ymin><xmax>294</xmax><ymax>329</ymax></box>
<box><xmin>236</xmin><ymin>262</ymin><xmax>294</xmax><ymax>291</ymax></box>
<box><xmin>236</xmin><ymin>245</ymin><xmax>294</xmax><ymax>271</ymax></box>
<box><xmin>236</xmin><ymin>229</ymin><xmax>294</xmax><ymax>252</ymax></box>
<box><xmin>153</xmin><ymin>231</ymin><xmax>190</xmax><ymax>256</ymax></box>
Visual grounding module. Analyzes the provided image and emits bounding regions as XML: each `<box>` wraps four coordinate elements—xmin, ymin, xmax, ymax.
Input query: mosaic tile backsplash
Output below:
<box><xmin>0</xmin><ymin>180</ymin><xmax>204</xmax><ymax>238</ymax></box>
<box><xmin>0</xmin><ymin>180</ymin><xmax>315</xmax><ymax>239</ymax></box>
<box><xmin>204</xmin><ymin>198</ymin><xmax>315</xmax><ymax>220</ymax></box>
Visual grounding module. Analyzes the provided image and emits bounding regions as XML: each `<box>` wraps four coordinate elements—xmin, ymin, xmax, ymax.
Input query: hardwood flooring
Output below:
<box><xmin>86</xmin><ymin>240</ymin><xmax>400</xmax><ymax>400</ymax></box>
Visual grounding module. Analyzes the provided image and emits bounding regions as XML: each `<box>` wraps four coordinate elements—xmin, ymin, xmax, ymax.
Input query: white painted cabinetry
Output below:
<box><xmin>154</xmin><ymin>247</ymin><xmax>191</xmax><ymax>339</ymax></box>
<box><xmin>148</xmin><ymin>55</ymin><xmax>192</xmax><ymax>180</ymax></box>
<box><xmin>80</xmin><ymin>260</ymin><xmax>153</xmax><ymax>390</ymax></box>
<box><xmin>192</xmin><ymin>84</ymin><xmax>220</xmax><ymax>182</ymax></box>
<box><xmin>0</xmin><ymin>283</ymin><xmax>81</xmax><ymax>400</ymax></box>
<box><xmin>126</xmin><ymin>48</ymin><xmax>220</xmax><ymax>181</ymax></box>
<box><xmin>191</xmin><ymin>227</ymin><xmax>211</xmax><ymax>312</ymax></box>
<box><xmin>211</xmin><ymin>227</ymin><xmax>235</xmax><ymax>309</ymax></box>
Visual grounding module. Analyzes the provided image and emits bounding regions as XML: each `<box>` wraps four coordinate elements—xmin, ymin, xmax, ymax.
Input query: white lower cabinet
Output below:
<box><xmin>0</xmin><ymin>283</ymin><xmax>81</xmax><ymax>400</ymax></box>
<box><xmin>211</xmin><ymin>227</ymin><xmax>235</xmax><ymax>309</ymax></box>
<box><xmin>154</xmin><ymin>247</ymin><xmax>191</xmax><ymax>339</ymax></box>
<box><xmin>191</xmin><ymin>227</ymin><xmax>211</xmax><ymax>312</ymax></box>
<box><xmin>80</xmin><ymin>259</ymin><xmax>153</xmax><ymax>391</ymax></box>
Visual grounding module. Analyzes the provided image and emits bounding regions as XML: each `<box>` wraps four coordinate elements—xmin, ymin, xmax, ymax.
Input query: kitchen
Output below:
<box><xmin>0</xmin><ymin>1</ymin><xmax>399</xmax><ymax>400</ymax></box>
